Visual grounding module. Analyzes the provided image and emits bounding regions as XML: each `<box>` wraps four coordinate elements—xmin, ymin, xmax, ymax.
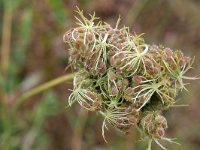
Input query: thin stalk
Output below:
<box><xmin>1</xmin><ymin>0</ymin><xmax>12</xmax><ymax>73</ymax></box>
<box><xmin>0</xmin><ymin>1</ymin><xmax>13</xmax><ymax>136</ymax></box>
<box><xmin>15</xmin><ymin>73</ymin><xmax>75</xmax><ymax>111</ymax></box>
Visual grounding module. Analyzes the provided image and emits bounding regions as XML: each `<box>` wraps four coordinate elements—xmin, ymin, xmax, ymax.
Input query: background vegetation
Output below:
<box><xmin>0</xmin><ymin>0</ymin><xmax>200</xmax><ymax>150</ymax></box>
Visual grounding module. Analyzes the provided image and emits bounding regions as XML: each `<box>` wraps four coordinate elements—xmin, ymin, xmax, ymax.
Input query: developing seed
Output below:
<box><xmin>117</xmin><ymin>44</ymin><xmax>122</xmax><ymax>50</ymax></box>
<box><xmin>146</xmin><ymin>122</ymin><xmax>155</xmax><ymax>132</ymax></box>
<box><xmin>115</xmin><ymin>59</ymin><xmax>122</xmax><ymax>66</ymax></box>
<box><xmin>111</xmin><ymin>87</ymin><xmax>119</xmax><ymax>96</ymax></box>
<box><xmin>184</xmin><ymin>56</ymin><xmax>190</xmax><ymax>63</ymax></box>
<box><xmin>116</xmin><ymin>67</ymin><xmax>122</xmax><ymax>74</ymax></box>
<box><xmin>121</xmin><ymin>37</ymin><xmax>126</xmax><ymax>43</ymax></box>
<box><xmin>155</xmin><ymin>128</ymin><xmax>165</xmax><ymax>138</ymax></box>
<box><xmin>108</xmin><ymin>29</ymin><xmax>114</xmax><ymax>35</ymax></box>
<box><xmin>74</xmin><ymin>42</ymin><xmax>80</xmax><ymax>49</ymax></box>
<box><xmin>106</xmin><ymin>27</ymin><xmax>111</xmax><ymax>31</ymax></box>
<box><xmin>72</xmin><ymin>30</ymin><xmax>79</xmax><ymax>40</ymax></box>
<box><xmin>135</xmin><ymin>102</ymin><xmax>141</xmax><ymax>109</ymax></box>
<box><xmin>79</xmin><ymin>36</ymin><xmax>85</xmax><ymax>42</ymax></box>
<box><xmin>125</xmin><ymin>64</ymin><xmax>132</xmax><ymax>71</ymax></box>
<box><xmin>144</xmin><ymin>113</ymin><xmax>153</xmax><ymax>123</ymax></box>
<box><xmin>161</xmin><ymin>121</ymin><xmax>168</xmax><ymax>129</ymax></box>
<box><xmin>153</xmin><ymin>65</ymin><xmax>161</xmax><ymax>75</ymax></box>
<box><xmin>132</xmin><ymin>76</ymin><xmax>142</xmax><ymax>85</ymax></box>
<box><xmin>97</xmin><ymin>59</ymin><xmax>105</xmax><ymax>69</ymax></box>
<box><xmin>109</xmin><ymin>57</ymin><xmax>115</xmax><ymax>66</ymax></box>
<box><xmin>179</xmin><ymin>58</ymin><xmax>185</xmax><ymax>66</ymax></box>
<box><xmin>91</xmin><ymin>52</ymin><xmax>98</xmax><ymax>61</ymax></box>
<box><xmin>118</xmin><ymin>53</ymin><xmax>125</xmax><ymax>60</ymax></box>
<box><xmin>154</xmin><ymin>64</ymin><xmax>161</xmax><ymax>73</ymax></box>
<box><xmin>144</xmin><ymin>59</ymin><xmax>153</xmax><ymax>68</ymax></box>
<box><xmin>63</xmin><ymin>29</ymin><xmax>72</xmax><ymax>42</ymax></box>
<box><xmin>124</xmin><ymin>87</ymin><xmax>134</xmax><ymax>95</ymax></box>
<box><xmin>70</xmin><ymin>50</ymin><xmax>78</xmax><ymax>57</ymax></box>
<box><xmin>123</xmin><ymin>79</ymin><xmax>129</xmax><ymax>87</ymax></box>
<box><xmin>125</xmin><ymin>106</ymin><xmax>133</xmax><ymax>113</ymax></box>
<box><xmin>116</xmin><ymin>80</ymin><xmax>123</xmax><ymax>89</ymax></box>
<box><xmin>77</xmin><ymin>27</ymin><xmax>85</xmax><ymax>33</ymax></box>
<box><xmin>84</xmin><ymin>50</ymin><xmax>93</xmax><ymax>58</ymax></box>
<box><xmin>112</xmin><ymin>37</ymin><xmax>118</xmax><ymax>42</ymax></box>
<box><xmin>80</xmin><ymin>44</ymin><xmax>87</xmax><ymax>52</ymax></box>
<box><xmin>86</xmin><ymin>91</ymin><xmax>97</xmax><ymax>100</ymax></box>
<box><xmin>85</xmin><ymin>60</ymin><xmax>92</xmax><ymax>67</ymax></box>
<box><xmin>134</xmin><ymin>111</ymin><xmax>140</xmax><ymax>119</ymax></box>
<box><xmin>124</xmin><ymin>95</ymin><xmax>133</xmax><ymax>101</ymax></box>
<box><xmin>128</xmin><ymin>116</ymin><xmax>137</xmax><ymax>124</ymax></box>
<box><xmin>155</xmin><ymin>115</ymin><xmax>165</xmax><ymax>124</ymax></box>
<box><xmin>170</xmin><ymin>62</ymin><xmax>177</xmax><ymax>70</ymax></box>
<box><xmin>81</xmin><ymin>101</ymin><xmax>89</xmax><ymax>108</ymax></box>
<box><xmin>87</xmin><ymin>33</ymin><xmax>93</xmax><ymax>41</ymax></box>
<box><xmin>147</xmin><ymin>67</ymin><xmax>155</xmax><ymax>76</ymax></box>
<box><xmin>93</xmin><ymin>100</ymin><xmax>101</xmax><ymax>108</ymax></box>
<box><xmin>116</xmin><ymin>118</ymin><xmax>123</xmax><ymax>124</ymax></box>
<box><xmin>176</xmin><ymin>50</ymin><xmax>184</xmax><ymax>59</ymax></box>
<box><xmin>108</xmin><ymin>71</ymin><xmax>116</xmax><ymax>81</ymax></box>
<box><xmin>99</xmin><ymin>66</ymin><xmax>106</xmax><ymax>75</ymax></box>
<box><xmin>115</xmin><ymin>29</ymin><xmax>121</xmax><ymax>35</ymax></box>
<box><xmin>164</xmin><ymin>48</ymin><xmax>173</xmax><ymax>56</ymax></box>
<box><xmin>139</xmin><ymin>95</ymin><xmax>145</xmax><ymax>104</ymax></box>
<box><xmin>108</xmin><ymin>50</ymin><xmax>116</xmax><ymax>57</ymax></box>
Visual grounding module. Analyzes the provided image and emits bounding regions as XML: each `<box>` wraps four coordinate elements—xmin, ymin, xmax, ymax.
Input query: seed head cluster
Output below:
<box><xmin>63</xmin><ymin>7</ymin><xmax>196</xmax><ymax>149</ymax></box>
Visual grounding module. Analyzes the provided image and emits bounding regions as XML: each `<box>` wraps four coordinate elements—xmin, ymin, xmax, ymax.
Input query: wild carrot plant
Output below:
<box><xmin>63</xmin><ymin>7</ymin><xmax>196</xmax><ymax>149</ymax></box>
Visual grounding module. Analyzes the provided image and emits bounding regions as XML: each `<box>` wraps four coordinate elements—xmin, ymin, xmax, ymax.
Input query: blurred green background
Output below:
<box><xmin>0</xmin><ymin>0</ymin><xmax>200</xmax><ymax>150</ymax></box>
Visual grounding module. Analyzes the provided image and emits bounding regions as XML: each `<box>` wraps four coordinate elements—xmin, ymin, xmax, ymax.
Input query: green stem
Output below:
<box><xmin>15</xmin><ymin>73</ymin><xmax>75</xmax><ymax>111</ymax></box>
<box><xmin>1</xmin><ymin>0</ymin><xmax>12</xmax><ymax>73</ymax></box>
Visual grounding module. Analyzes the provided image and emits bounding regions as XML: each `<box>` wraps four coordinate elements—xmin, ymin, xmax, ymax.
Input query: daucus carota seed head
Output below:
<box><xmin>64</xmin><ymin>7</ymin><xmax>197</xmax><ymax>150</ymax></box>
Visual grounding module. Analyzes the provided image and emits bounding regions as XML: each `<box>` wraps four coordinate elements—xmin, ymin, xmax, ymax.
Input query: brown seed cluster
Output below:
<box><xmin>64</xmin><ymin>7</ymin><xmax>196</xmax><ymax>149</ymax></box>
<box><xmin>141</xmin><ymin>112</ymin><xmax>168</xmax><ymax>139</ymax></box>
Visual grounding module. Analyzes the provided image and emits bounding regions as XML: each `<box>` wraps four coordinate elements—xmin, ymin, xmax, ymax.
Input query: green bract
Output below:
<box><xmin>63</xmin><ymin>7</ymin><xmax>196</xmax><ymax>150</ymax></box>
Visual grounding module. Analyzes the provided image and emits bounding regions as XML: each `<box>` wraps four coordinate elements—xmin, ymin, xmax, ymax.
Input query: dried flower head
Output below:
<box><xmin>64</xmin><ymin>7</ymin><xmax>197</xmax><ymax>150</ymax></box>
